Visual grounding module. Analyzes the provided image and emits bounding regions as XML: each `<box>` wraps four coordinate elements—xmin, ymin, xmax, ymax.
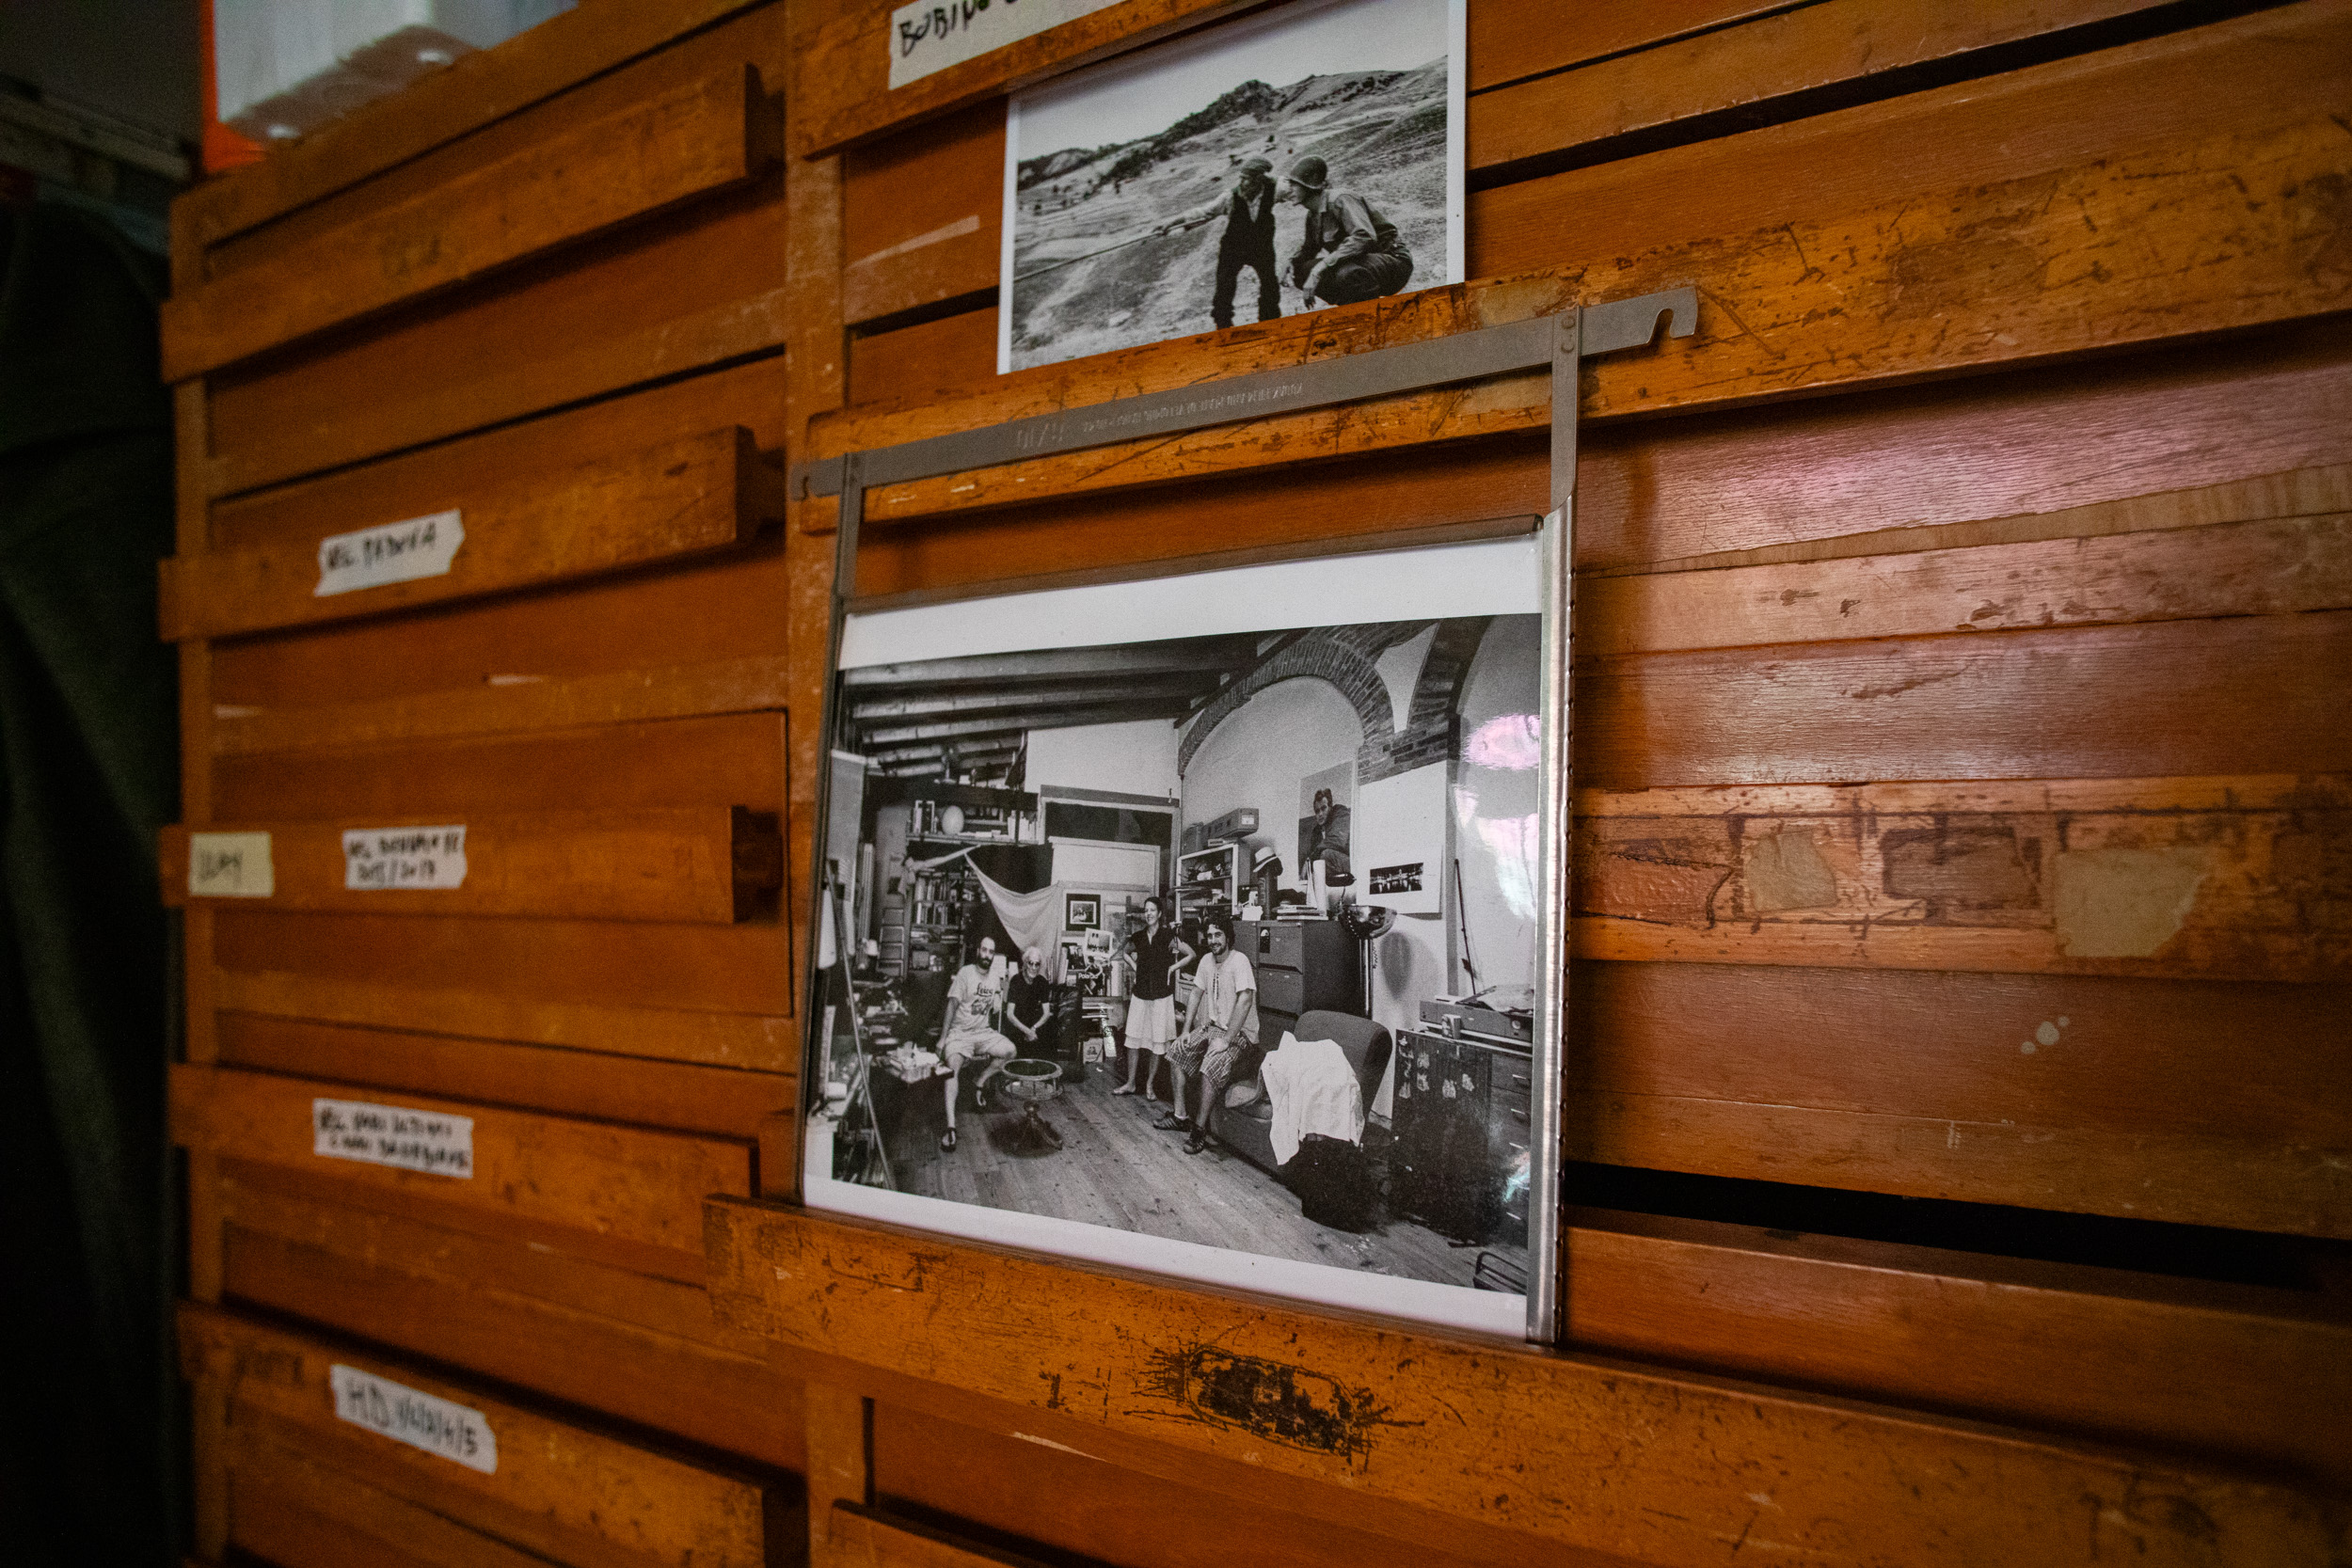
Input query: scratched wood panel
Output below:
<box><xmin>706</xmin><ymin>1203</ymin><xmax>2337</xmax><ymax>1567</ymax></box>
<box><xmin>172</xmin><ymin>0</ymin><xmax>761</xmax><ymax>281</ymax></box>
<box><xmin>174</xmin><ymin>1064</ymin><xmax>749</xmax><ymax>1276</ymax></box>
<box><xmin>214</xmin><ymin>712</ymin><xmax>785</xmax><ymax>821</ymax></box>
<box><xmin>213</xmin><ymin>910</ymin><xmax>793</xmax><ymax>1017</ymax></box>
<box><xmin>864</xmin><ymin>1414</ymin><xmax>1593</xmax><ymax>1568</ymax></box>
<box><xmin>834</xmin><ymin>0</ymin><xmax>2169</xmax><ymax>329</ymax></box>
<box><xmin>164</xmin><ymin>428</ymin><xmax>779</xmax><ymax>641</ymax></box>
<box><xmin>1468</xmin><ymin>0</ymin><xmax>2161</xmax><ymax>180</ymax></box>
<box><xmin>836</xmin><ymin>335</ymin><xmax>2352</xmax><ymax>614</ymax></box>
<box><xmin>810</xmin><ymin>4</ymin><xmax>2352</xmax><ymax>527</ymax></box>
<box><xmin>1574</xmin><ymin>774</ymin><xmax>2351</xmax><ymax>982</ymax></box>
<box><xmin>199</xmin><ymin>8</ymin><xmax>796</xmax><ymax>499</ymax></box>
<box><xmin>215</xmin><ymin>1013</ymin><xmax>793</xmax><ymax>1144</ymax></box>
<box><xmin>226</xmin><ymin>1451</ymin><xmax>533</xmax><ymax>1568</ymax></box>
<box><xmin>1574</xmin><ymin>963</ymin><xmax>2351</xmax><ymax>1234</ymax></box>
<box><xmin>160</xmin><ymin>807</ymin><xmax>778</xmax><ymax>923</ymax></box>
<box><xmin>163</xmin><ymin>69</ymin><xmax>775</xmax><ymax>380</ymax></box>
<box><xmin>216</xmin><ymin>970</ymin><xmax>790</xmax><ymax>1071</ymax></box>
<box><xmin>181</xmin><ymin>1303</ymin><xmax>782</xmax><ymax>1568</ymax></box>
<box><xmin>1561</xmin><ymin>1209</ymin><xmax>2352</xmax><ymax>1492</ymax></box>
<box><xmin>209</xmin><ymin>548</ymin><xmax>791</xmax><ymax>758</ymax></box>
<box><xmin>1587</xmin><ymin>511</ymin><xmax>2352</xmax><ymax>654</ymax></box>
<box><xmin>217</xmin><ymin>1164</ymin><xmax>805</xmax><ymax>1471</ymax></box>
<box><xmin>827</xmin><ymin>1506</ymin><xmax>1053</xmax><ymax>1568</ymax></box>
<box><xmin>1470</xmin><ymin>0</ymin><xmax>1801</xmax><ymax>92</ymax></box>
<box><xmin>1578</xmin><ymin>610</ymin><xmax>2352</xmax><ymax>791</ymax></box>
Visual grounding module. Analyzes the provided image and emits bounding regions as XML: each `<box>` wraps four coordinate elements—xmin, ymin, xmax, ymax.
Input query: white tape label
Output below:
<box><xmin>342</xmin><ymin>825</ymin><xmax>468</xmax><ymax>890</ymax></box>
<box><xmin>312</xmin><ymin>1098</ymin><xmax>474</xmax><ymax>1178</ymax></box>
<box><xmin>329</xmin><ymin>1365</ymin><xmax>498</xmax><ymax>1474</ymax></box>
<box><xmin>314</xmin><ymin>510</ymin><xmax>464</xmax><ymax>596</ymax></box>
<box><xmin>188</xmin><ymin>832</ymin><xmax>274</xmax><ymax>897</ymax></box>
<box><xmin>886</xmin><ymin>0</ymin><xmax>1120</xmax><ymax>88</ymax></box>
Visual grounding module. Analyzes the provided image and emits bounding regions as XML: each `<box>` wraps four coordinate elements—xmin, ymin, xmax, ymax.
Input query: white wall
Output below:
<box><xmin>1027</xmin><ymin>719</ymin><xmax>1180</xmax><ymax>800</ymax></box>
<box><xmin>1181</xmin><ymin>677</ymin><xmax>1362</xmax><ymax>892</ymax></box>
<box><xmin>1451</xmin><ymin>613</ymin><xmax>1542</xmax><ymax>998</ymax></box>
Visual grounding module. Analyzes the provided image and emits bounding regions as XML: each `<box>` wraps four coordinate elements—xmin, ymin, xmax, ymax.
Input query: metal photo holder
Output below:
<box><xmin>799</xmin><ymin>285</ymin><xmax>1699</xmax><ymax>1343</ymax></box>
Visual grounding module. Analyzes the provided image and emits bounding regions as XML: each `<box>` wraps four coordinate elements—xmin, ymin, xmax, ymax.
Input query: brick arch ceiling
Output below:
<box><xmin>1178</xmin><ymin>635</ymin><xmax>1395</xmax><ymax>776</ymax></box>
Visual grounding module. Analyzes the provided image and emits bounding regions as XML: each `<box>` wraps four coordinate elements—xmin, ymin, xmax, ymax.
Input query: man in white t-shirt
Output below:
<box><xmin>1168</xmin><ymin>921</ymin><xmax>1257</xmax><ymax>1156</ymax></box>
<box><xmin>935</xmin><ymin>936</ymin><xmax>1015</xmax><ymax>1152</ymax></box>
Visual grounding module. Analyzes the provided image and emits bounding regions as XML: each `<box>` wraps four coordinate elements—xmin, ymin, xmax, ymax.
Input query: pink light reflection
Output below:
<box><xmin>1464</xmin><ymin>713</ymin><xmax>1540</xmax><ymax>770</ymax></box>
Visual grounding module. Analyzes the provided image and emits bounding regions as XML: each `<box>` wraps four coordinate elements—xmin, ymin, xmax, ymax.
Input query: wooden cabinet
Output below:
<box><xmin>162</xmin><ymin>0</ymin><xmax>2352</xmax><ymax>1564</ymax></box>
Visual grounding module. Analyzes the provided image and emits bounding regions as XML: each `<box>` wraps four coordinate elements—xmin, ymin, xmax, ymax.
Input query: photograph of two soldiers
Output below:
<box><xmin>1002</xmin><ymin>0</ymin><xmax>1457</xmax><ymax>373</ymax></box>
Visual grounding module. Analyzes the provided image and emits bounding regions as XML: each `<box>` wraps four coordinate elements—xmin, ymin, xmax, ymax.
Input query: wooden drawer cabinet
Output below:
<box><xmin>180</xmin><ymin>1303</ymin><xmax>796</xmax><ymax>1566</ymax></box>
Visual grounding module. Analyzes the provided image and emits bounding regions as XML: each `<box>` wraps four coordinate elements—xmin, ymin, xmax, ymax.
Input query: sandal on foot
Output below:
<box><xmin>939</xmin><ymin>1128</ymin><xmax>957</xmax><ymax>1151</ymax></box>
<box><xmin>1184</xmin><ymin>1132</ymin><xmax>1209</xmax><ymax>1155</ymax></box>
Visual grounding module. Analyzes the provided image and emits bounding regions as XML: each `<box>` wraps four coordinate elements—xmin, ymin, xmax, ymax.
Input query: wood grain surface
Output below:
<box><xmin>181</xmin><ymin>1302</ymin><xmax>780</xmax><ymax>1568</ymax></box>
<box><xmin>164</xmin><ymin>427</ymin><xmax>779</xmax><ymax>641</ymax></box>
<box><xmin>174</xmin><ymin>1064</ymin><xmax>750</xmax><ymax>1276</ymax></box>
<box><xmin>161</xmin><ymin>808</ymin><xmax>778</xmax><ymax>923</ymax></box>
<box><xmin>218</xmin><ymin>1164</ymin><xmax>805</xmax><ymax>1471</ymax></box>
<box><xmin>707</xmin><ymin>1202</ymin><xmax>2338</xmax><ymax>1567</ymax></box>
<box><xmin>164</xmin><ymin>68</ymin><xmax>773</xmax><ymax>379</ymax></box>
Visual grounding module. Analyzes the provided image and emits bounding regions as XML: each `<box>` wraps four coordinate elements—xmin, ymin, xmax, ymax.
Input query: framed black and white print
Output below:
<box><xmin>803</xmin><ymin>530</ymin><xmax>1552</xmax><ymax>1337</ymax></box>
<box><xmin>998</xmin><ymin>0</ymin><xmax>1467</xmax><ymax>373</ymax></box>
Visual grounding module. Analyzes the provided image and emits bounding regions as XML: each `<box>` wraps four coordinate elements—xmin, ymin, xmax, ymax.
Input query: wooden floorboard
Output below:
<box><xmin>873</xmin><ymin>1060</ymin><xmax>1522</xmax><ymax>1291</ymax></box>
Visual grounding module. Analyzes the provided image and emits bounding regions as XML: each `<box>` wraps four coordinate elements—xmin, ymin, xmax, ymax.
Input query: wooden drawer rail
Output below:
<box><xmin>179</xmin><ymin>1302</ymin><xmax>795</xmax><ymax>1567</ymax></box>
<box><xmin>162</xmin><ymin>426</ymin><xmax>783</xmax><ymax>641</ymax></box>
<box><xmin>163</xmin><ymin>65</ymin><xmax>779</xmax><ymax>380</ymax></box>
<box><xmin>161</xmin><ymin>808</ymin><xmax>782</xmax><ymax>924</ymax></box>
<box><xmin>716</xmin><ymin>1203</ymin><xmax>2344</xmax><ymax>1568</ymax></box>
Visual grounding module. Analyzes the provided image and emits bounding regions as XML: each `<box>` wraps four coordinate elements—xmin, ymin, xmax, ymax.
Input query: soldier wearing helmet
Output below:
<box><xmin>1279</xmin><ymin>154</ymin><xmax>1413</xmax><ymax>307</ymax></box>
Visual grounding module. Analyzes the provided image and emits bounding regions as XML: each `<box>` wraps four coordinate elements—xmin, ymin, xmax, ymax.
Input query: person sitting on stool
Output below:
<box><xmin>1279</xmin><ymin>155</ymin><xmax>1413</xmax><ymax>309</ymax></box>
<box><xmin>1162</xmin><ymin>920</ymin><xmax>1258</xmax><ymax>1155</ymax></box>
<box><xmin>1005</xmin><ymin>945</ymin><xmax>1054</xmax><ymax>1058</ymax></box>
<box><xmin>935</xmin><ymin>935</ymin><xmax>1016</xmax><ymax>1152</ymax></box>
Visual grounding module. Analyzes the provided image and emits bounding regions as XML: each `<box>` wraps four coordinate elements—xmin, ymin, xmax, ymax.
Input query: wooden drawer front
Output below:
<box><xmin>173</xmin><ymin>1064</ymin><xmax>749</xmax><ymax>1275</ymax></box>
<box><xmin>164</xmin><ymin>66</ymin><xmax>774</xmax><ymax>381</ymax></box>
<box><xmin>182</xmin><ymin>1303</ymin><xmax>782</xmax><ymax>1568</ymax></box>
<box><xmin>161</xmin><ymin>807</ymin><xmax>780</xmax><ymax>923</ymax></box>
<box><xmin>202</xmin><ymin>8</ymin><xmax>792</xmax><ymax>499</ymax></box>
<box><xmin>1255</xmin><ymin>966</ymin><xmax>1304</xmax><ymax>1018</ymax></box>
<box><xmin>215</xmin><ymin>1165</ymin><xmax>803</xmax><ymax>1472</ymax></box>
<box><xmin>163</xmin><ymin>426</ymin><xmax>779</xmax><ymax>641</ymax></box>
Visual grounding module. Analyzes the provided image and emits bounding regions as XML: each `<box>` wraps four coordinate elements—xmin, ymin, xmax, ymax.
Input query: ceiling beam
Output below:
<box><xmin>849</xmin><ymin>674</ymin><xmax>1210</xmax><ymax>722</ymax></box>
<box><xmin>842</xmin><ymin>636</ymin><xmax>1261</xmax><ymax>692</ymax></box>
<box><xmin>859</xmin><ymin>701</ymin><xmax>1187</xmax><ymax>747</ymax></box>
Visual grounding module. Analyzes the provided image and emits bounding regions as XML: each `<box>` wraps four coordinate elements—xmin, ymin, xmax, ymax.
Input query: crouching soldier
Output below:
<box><xmin>1157</xmin><ymin>156</ymin><xmax>1281</xmax><ymax>330</ymax></box>
<box><xmin>1279</xmin><ymin>154</ymin><xmax>1413</xmax><ymax>307</ymax></box>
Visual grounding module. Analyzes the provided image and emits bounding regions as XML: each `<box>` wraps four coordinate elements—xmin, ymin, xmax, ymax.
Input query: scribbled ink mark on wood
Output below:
<box><xmin>1137</xmin><ymin>1343</ymin><xmax>1409</xmax><ymax>1465</ymax></box>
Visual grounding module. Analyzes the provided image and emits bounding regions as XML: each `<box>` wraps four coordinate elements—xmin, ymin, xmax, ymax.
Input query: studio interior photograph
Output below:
<box><xmin>3</xmin><ymin>1</ymin><xmax>2344</xmax><ymax>1565</ymax></box>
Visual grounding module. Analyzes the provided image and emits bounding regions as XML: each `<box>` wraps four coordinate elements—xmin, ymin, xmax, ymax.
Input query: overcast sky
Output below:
<box><xmin>1016</xmin><ymin>0</ymin><xmax>1451</xmax><ymax>156</ymax></box>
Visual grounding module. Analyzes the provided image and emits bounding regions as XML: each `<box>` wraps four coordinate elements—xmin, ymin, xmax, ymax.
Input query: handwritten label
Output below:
<box><xmin>342</xmin><ymin>825</ymin><xmax>467</xmax><ymax>891</ymax></box>
<box><xmin>314</xmin><ymin>510</ymin><xmax>463</xmax><ymax>597</ymax></box>
<box><xmin>188</xmin><ymin>832</ymin><xmax>274</xmax><ymax>897</ymax></box>
<box><xmin>888</xmin><ymin>0</ymin><xmax>1120</xmax><ymax>88</ymax></box>
<box><xmin>329</xmin><ymin>1365</ymin><xmax>498</xmax><ymax>1474</ymax></box>
<box><xmin>313</xmin><ymin>1098</ymin><xmax>474</xmax><ymax>1178</ymax></box>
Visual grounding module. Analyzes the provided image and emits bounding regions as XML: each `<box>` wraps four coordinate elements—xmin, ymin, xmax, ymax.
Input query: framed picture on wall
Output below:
<box><xmin>998</xmin><ymin>0</ymin><xmax>1467</xmax><ymax>373</ymax></box>
<box><xmin>802</xmin><ymin>525</ymin><xmax>1560</xmax><ymax>1339</ymax></box>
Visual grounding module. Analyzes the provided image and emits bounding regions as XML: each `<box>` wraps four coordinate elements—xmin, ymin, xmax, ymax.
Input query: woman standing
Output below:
<box><xmin>1113</xmin><ymin>895</ymin><xmax>1194</xmax><ymax>1102</ymax></box>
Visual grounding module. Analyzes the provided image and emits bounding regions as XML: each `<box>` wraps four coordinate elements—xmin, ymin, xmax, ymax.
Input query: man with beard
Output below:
<box><xmin>1157</xmin><ymin>156</ymin><xmax>1281</xmax><ymax>330</ymax></box>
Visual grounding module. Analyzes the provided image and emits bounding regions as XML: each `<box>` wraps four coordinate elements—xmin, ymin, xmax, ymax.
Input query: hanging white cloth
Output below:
<box><xmin>1258</xmin><ymin>1033</ymin><xmax>1365</xmax><ymax>1164</ymax></box>
<box><xmin>969</xmin><ymin>864</ymin><xmax>1067</xmax><ymax>983</ymax></box>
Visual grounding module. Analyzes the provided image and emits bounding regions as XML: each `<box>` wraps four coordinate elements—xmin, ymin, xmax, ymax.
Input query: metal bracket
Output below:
<box><xmin>800</xmin><ymin>284</ymin><xmax>1700</xmax><ymax>1346</ymax></box>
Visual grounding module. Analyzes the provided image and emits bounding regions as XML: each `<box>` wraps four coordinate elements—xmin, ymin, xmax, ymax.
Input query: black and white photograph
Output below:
<box><xmin>996</xmin><ymin>0</ymin><xmax>1466</xmax><ymax>374</ymax></box>
<box><xmin>803</xmin><ymin>538</ymin><xmax>1544</xmax><ymax>1334</ymax></box>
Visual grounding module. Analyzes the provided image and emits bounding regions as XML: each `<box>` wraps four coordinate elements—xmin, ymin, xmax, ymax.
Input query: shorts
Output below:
<box><xmin>1126</xmin><ymin>994</ymin><xmax>1177</xmax><ymax>1054</ymax></box>
<box><xmin>941</xmin><ymin>1027</ymin><xmax>1016</xmax><ymax>1069</ymax></box>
